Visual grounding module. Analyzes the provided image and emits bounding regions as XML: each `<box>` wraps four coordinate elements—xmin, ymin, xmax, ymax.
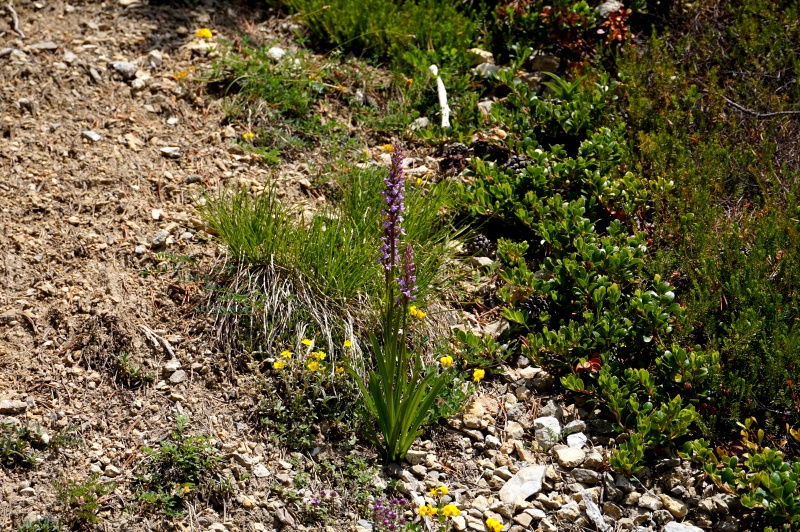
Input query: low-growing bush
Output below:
<box><xmin>53</xmin><ymin>474</ymin><xmax>115</xmax><ymax>530</ymax></box>
<box><xmin>135</xmin><ymin>414</ymin><xmax>232</xmax><ymax>516</ymax></box>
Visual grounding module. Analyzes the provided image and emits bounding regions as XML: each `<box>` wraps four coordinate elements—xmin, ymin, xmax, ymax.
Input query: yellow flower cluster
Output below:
<box><xmin>485</xmin><ymin>517</ymin><xmax>503</xmax><ymax>532</ymax></box>
<box><xmin>195</xmin><ymin>28</ymin><xmax>213</xmax><ymax>39</ymax></box>
<box><xmin>409</xmin><ymin>305</ymin><xmax>427</xmax><ymax>319</ymax></box>
<box><xmin>311</xmin><ymin>351</ymin><xmax>326</xmax><ymax>361</ymax></box>
<box><xmin>301</xmin><ymin>338</ymin><xmax>314</xmax><ymax>347</ymax></box>
<box><xmin>243</xmin><ymin>132</ymin><xmax>255</xmax><ymax>140</ymax></box>
<box><xmin>442</xmin><ymin>504</ymin><xmax>460</xmax><ymax>517</ymax></box>
<box><xmin>473</xmin><ymin>368</ymin><xmax>485</xmax><ymax>383</ymax></box>
<box><xmin>307</xmin><ymin>360</ymin><xmax>320</xmax><ymax>371</ymax></box>
<box><xmin>430</xmin><ymin>485</ymin><xmax>449</xmax><ymax>497</ymax></box>
<box><xmin>440</xmin><ymin>355</ymin><xmax>454</xmax><ymax>368</ymax></box>
<box><xmin>272</xmin><ymin>360</ymin><xmax>285</xmax><ymax>370</ymax></box>
<box><xmin>418</xmin><ymin>504</ymin><xmax>437</xmax><ymax>517</ymax></box>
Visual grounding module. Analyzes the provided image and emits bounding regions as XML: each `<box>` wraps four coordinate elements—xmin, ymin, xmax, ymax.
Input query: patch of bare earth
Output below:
<box><xmin>0</xmin><ymin>1</ymin><xmax>321</xmax><ymax>529</ymax></box>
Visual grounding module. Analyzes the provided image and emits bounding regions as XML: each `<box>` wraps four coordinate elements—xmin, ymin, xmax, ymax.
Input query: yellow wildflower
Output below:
<box><xmin>430</xmin><ymin>486</ymin><xmax>449</xmax><ymax>497</ymax></box>
<box><xmin>307</xmin><ymin>360</ymin><xmax>320</xmax><ymax>371</ymax></box>
<box><xmin>173</xmin><ymin>70</ymin><xmax>188</xmax><ymax>80</ymax></box>
<box><xmin>418</xmin><ymin>504</ymin><xmax>437</xmax><ymax>517</ymax></box>
<box><xmin>272</xmin><ymin>360</ymin><xmax>285</xmax><ymax>370</ymax></box>
<box><xmin>301</xmin><ymin>338</ymin><xmax>313</xmax><ymax>347</ymax></box>
<box><xmin>486</xmin><ymin>518</ymin><xmax>503</xmax><ymax>532</ymax></box>
<box><xmin>406</xmin><ymin>78</ymin><xmax>413</xmax><ymax>85</ymax></box>
<box><xmin>380</xmin><ymin>144</ymin><xmax>395</xmax><ymax>152</ymax></box>
<box><xmin>442</xmin><ymin>504</ymin><xmax>460</xmax><ymax>517</ymax></box>
<box><xmin>195</xmin><ymin>28</ymin><xmax>213</xmax><ymax>39</ymax></box>
<box><xmin>409</xmin><ymin>306</ymin><xmax>427</xmax><ymax>319</ymax></box>
<box><xmin>416</xmin><ymin>177</ymin><xmax>423</xmax><ymax>186</ymax></box>
<box><xmin>440</xmin><ymin>355</ymin><xmax>454</xmax><ymax>368</ymax></box>
<box><xmin>243</xmin><ymin>132</ymin><xmax>255</xmax><ymax>140</ymax></box>
<box><xmin>335</xmin><ymin>366</ymin><xmax>344</xmax><ymax>374</ymax></box>
<box><xmin>473</xmin><ymin>368</ymin><xmax>486</xmax><ymax>383</ymax></box>
<box><xmin>312</xmin><ymin>351</ymin><xmax>326</xmax><ymax>361</ymax></box>
<box><xmin>343</xmin><ymin>340</ymin><xmax>352</xmax><ymax>348</ymax></box>
<box><xmin>182</xmin><ymin>484</ymin><xmax>191</xmax><ymax>494</ymax></box>
<box><xmin>280</xmin><ymin>350</ymin><xmax>292</xmax><ymax>359</ymax></box>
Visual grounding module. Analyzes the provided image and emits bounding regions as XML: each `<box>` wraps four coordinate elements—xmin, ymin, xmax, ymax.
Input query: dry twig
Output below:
<box><xmin>722</xmin><ymin>94</ymin><xmax>800</xmax><ymax>118</ymax></box>
<box><xmin>2</xmin><ymin>1</ymin><xmax>24</xmax><ymax>39</ymax></box>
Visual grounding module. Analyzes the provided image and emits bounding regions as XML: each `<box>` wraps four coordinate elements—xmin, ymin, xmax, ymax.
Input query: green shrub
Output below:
<box><xmin>283</xmin><ymin>0</ymin><xmax>478</xmax><ymax>67</ymax></box>
<box><xmin>135</xmin><ymin>414</ymin><xmax>231</xmax><ymax>516</ymax></box>
<box><xmin>620</xmin><ymin>0</ymin><xmax>800</xmax><ymax>435</ymax></box>
<box><xmin>54</xmin><ymin>474</ymin><xmax>115</xmax><ymax>529</ymax></box>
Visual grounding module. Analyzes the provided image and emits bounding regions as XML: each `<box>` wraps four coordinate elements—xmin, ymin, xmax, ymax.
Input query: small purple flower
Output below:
<box><xmin>397</xmin><ymin>244</ymin><xmax>417</xmax><ymax>302</ymax></box>
<box><xmin>378</xmin><ymin>144</ymin><xmax>406</xmax><ymax>271</ymax></box>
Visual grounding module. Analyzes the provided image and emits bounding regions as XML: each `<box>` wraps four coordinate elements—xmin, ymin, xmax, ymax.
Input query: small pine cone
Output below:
<box><xmin>465</xmin><ymin>233</ymin><xmax>495</xmax><ymax>256</ymax></box>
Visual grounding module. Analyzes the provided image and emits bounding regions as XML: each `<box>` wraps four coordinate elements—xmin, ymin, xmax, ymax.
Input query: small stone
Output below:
<box><xmin>134</xmin><ymin>245</ymin><xmax>146</xmax><ymax>255</ymax></box>
<box><xmin>82</xmin><ymin>130</ymin><xmax>101</xmax><ymax>142</ymax></box>
<box><xmin>119</xmin><ymin>0</ymin><xmax>142</xmax><ymax>6</ymax></box>
<box><xmin>467</xmin><ymin>48</ymin><xmax>494</xmax><ymax>66</ymax></box>
<box><xmin>531</xmin><ymin>369</ymin><xmax>555</xmax><ymax>391</ymax></box>
<box><xmin>513</xmin><ymin>513</ymin><xmax>532</xmax><ymax>527</ymax></box>
<box><xmin>169</xmin><ymin>370</ymin><xmax>187</xmax><ymax>384</ymax></box>
<box><xmin>147</xmin><ymin>50</ymin><xmax>163</xmax><ymax>68</ymax></box>
<box><xmin>539</xmin><ymin>400</ymin><xmax>563</xmax><ymax>419</ymax></box>
<box><xmin>267</xmin><ymin>46</ymin><xmax>286</xmax><ymax>60</ymax></box>
<box><xmin>24</xmin><ymin>41</ymin><xmax>59</xmax><ymax>52</ymax></box>
<box><xmin>152</xmin><ymin>209</ymin><xmax>163</xmax><ymax>221</ymax></box>
<box><xmin>471</xmin><ymin>256</ymin><xmax>494</xmax><ymax>268</ymax></box>
<box><xmin>615</xmin><ymin>474</ymin><xmax>636</xmax><ymax>493</ymax></box>
<box><xmin>572</xmin><ymin>468</ymin><xmax>600</xmax><ymax>485</ymax></box>
<box><xmin>0</xmin><ymin>400</ymin><xmax>27</xmax><ymax>415</ymax></box>
<box><xmin>556</xmin><ymin>447</ymin><xmax>586</xmax><ymax>468</ymax></box>
<box><xmin>563</xmin><ymin>419</ymin><xmax>587</xmax><ymax>434</ymax></box>
<box><xmin>602</xmin><ymin>502</ymin><xmax>623</xmax><ymax>519</ymax></box>
<box><xmin>405</xmin><ymin>449</ymin><xmax>426</xmax><ymax>466</ymax></box>
<box><xmin>485</xmin><ymin>435</ymin><xmax>501</xmax><ymax>449</ymax></box>
<box><xmin>524</xmin><ymin>508</ymin><xmax>547</xmax><ymax>520</ymax></box>
<box><xmin>557</xmin><ymin>500</ymin><xmax>581</xmax><ymax>521</ymax></box>
<box><xmin>160</xmin><ymin>147</ymin><xmax>181</xmax><ymax>158</ymax></box>
<box><xmin>152</xmin><ymin>230</ymin><xmax>169</xmax><ymax>247</ymax></box>
<box><xmin>505</xmin><ymin>421</ymin><xmax>525</xmax><ymax>440</ymax></box>
<box><xmin>663</xmin><ymin>523</ymin><xmax>705</xmax><ymax>532</ymax></box>
<box><xmin>533</xmin><ymin>416</ymin><xmax>561</xmax><ymax>448</ymax></box>
<box><xmin>498</xmin><ymin>465</ymin><xmax>546</xmax><ymax>504</ymax></box>
<box><xmin>451</xmin><ymin>515</ymin><xmax>466</xmax><ymax>531</ymax></box>
<box><xmin>241</xmin><ymin>496</ymin><xmax>255</xmax><ymax>509</ymax></box>
<box><xmin>582</xmin><ymin>489</ymin><xmax>609</xmax><ymax>532</ymax></box>
<box><xmin>583</xmin><ymin>450</ymin><xmax>604</xmax><ymax>469</ymax></box>
<box><xmin>638</xmin><ymin>493</ymin><xmax>663</xmax><ymax>511</ymax></box>
<box><xmin>109</xmin><ymin>61</ymin><xmax>137</xmax><ymax>80</ymax></box>
<box><xmin>660</xmin><ymin>494</ymin><xmax>688</xmax><ymax>518</ymax></box>
<box><xmin>567</xmin><ymin>432</ymin><xmax>588</xmax><ymax>449</ymax></box>
<box><xmin>19</xmin><ymin>487</ymin><xmax>36</xmax><ymax>496</ymax></box>
<box><xmin>252</xmin><ymin>463</ymin><xmax>269</xmax><ymax>478</ymax></box>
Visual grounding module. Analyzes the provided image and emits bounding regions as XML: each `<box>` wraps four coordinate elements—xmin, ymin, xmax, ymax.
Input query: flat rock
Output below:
<box><xmin>663</xmin><ymin>523</ymin><xmax>705</xmax><ymax>532</ymax></box>
<box><xmin>24</xmin><ymin>41</ymin><xmax>58</xmax><ymax>52</ymax></box>
<box><xmin>82</xmin><ymin>130</ymin><xmax>101</xmax><ymax>142</ymax></box>
<box><xmin>498</xmin><ymin>465</ymin><xmax>546</xmax><ymax>504</ymax></box>
<box><xmin>109</xmin><ymin>61</ymin><xmax>137</xmax><ymax>80</ymax></box>
<box><xmin>169</xmin><ymin>370</ymin><xmax>186</xmax><ymax>384</ymax></box>
<box><xmin>556</xmin><ymin>447</ymin><xmax>586</xmax><ymax>468</ymax></box>
<box><xmin>567</xmin><ymin>432</ymin><xmax>588</xmax><ymax>449</ymax></box>
<box><xmin>533</xmin><ymin>416</ymin><xmax>561</xmax><ymax>447</ymax></box>
<box><xmin>660</xmin><ymin>494</ymin><xmax>689</xmax><ymax>518</ymax></box>
<box><xmin>0</xmin><ymin>400</ymin><xmax>27</xmax><ymax>415</ymax></box>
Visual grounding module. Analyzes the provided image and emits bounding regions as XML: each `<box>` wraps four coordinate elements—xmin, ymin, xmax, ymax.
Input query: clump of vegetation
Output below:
<box><xmin>16</xmin><ymin>516</ymin><xmax>62</xmax><ymax>532</ymax></box>
<box><xmin>256</xmin><ymin>335</ymin><xmax>361</xmax><ymax>450</ymax></box>
<box><xmin>53</xmin><ymin>474</ymin><xmax>115</xmax><ymax>530</ymax></box>
<box><xmin>284</xmin><ymin>0</ymin><xmax>478</xmax><ymax>67</ymax></box>
<box><xmin>135</xmin><ymin>414</ymin><xmax>232</xmax><ymax>516</ymax></box>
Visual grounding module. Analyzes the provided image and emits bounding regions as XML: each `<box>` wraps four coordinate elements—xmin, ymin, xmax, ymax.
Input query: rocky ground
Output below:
<box><xmin>0</xmin><ymin>1</ymin><xmax>739</xmax><ymax>531</ymax></box>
